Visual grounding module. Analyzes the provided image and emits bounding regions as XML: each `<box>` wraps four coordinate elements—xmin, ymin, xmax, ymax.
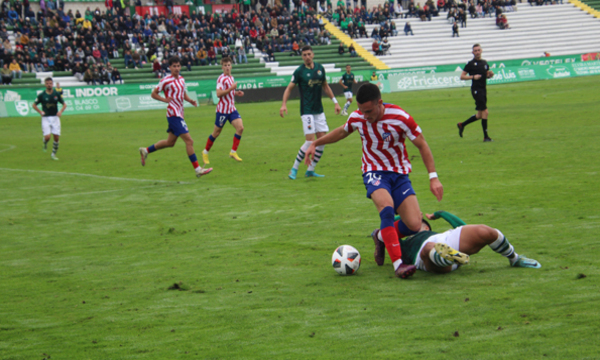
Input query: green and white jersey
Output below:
<box><xmin>292</xmin><ymin>62</ymin><xmax>326</xmax><ymax>115</ymax></box>
<box><xmin>35</xmin><ymin>89</ymin><xmax>64</xmax><ymax>116</ymax></box>
<box><xmin>400</xmin><ymin>231</ymin><xmax>437</xmax><ymax>265</ymax></box>
<box><xmin>341</xmin><ymin>72</ymin><xmax>355</xmax><ymax>93</ymax></box>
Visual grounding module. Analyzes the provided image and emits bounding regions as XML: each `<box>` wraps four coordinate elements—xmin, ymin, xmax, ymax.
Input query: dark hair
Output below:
<box><xmin>168</xmin><ymin>56</ymin><xmax>180</xmax><ymax>65</ymax></box>
<box><xmin>221</xmin><ymin>56</ymin><xmax>232</xmax><ymax>64</ymax></box>
<box><xmin>356</xmin><ymin>83</ymin><xmax>381</xmax><ymax>104</ymax></box>
<box><xmin>301</xmin><ymin>45</ymin><xmax>313</xmax><ymax>53</ymax></box>
<box><xmin>44</xmin><ymin>77</ymin><xmax>53</xmax><ymax>82</ymax></box>
<box><xmin>422</xmin><ymin>219</ymin><xmax>432</xmax><ymax>231</ymax></box>
<box><xmin>473</xmin><ymin>43</ymin><xmax>481</xmax><ymax>49</ymax></box>
<box><xmin>346</xmin><ymin>64</ymin><xmax>351</xmax><ymax>67</ymax></box>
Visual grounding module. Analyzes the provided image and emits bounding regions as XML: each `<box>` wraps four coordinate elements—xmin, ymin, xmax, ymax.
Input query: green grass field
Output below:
<box><xmin>1</xmin><ymin>76</ymin><xmax>599</xmax><ymax>359</ymax></box>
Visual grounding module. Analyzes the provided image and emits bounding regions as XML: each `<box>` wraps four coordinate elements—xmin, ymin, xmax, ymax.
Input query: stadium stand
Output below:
<box><xmin>351</xmin><ymin>3</ymin><xmax>600</xmax><ymax>68</ymax></box>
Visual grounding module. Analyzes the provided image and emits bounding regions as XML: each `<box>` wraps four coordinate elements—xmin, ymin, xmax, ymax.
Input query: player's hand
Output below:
<box><xmin>430</xmin><ymin>178</ymin><xmax>443</xmax><ymax>202</ymax></box>
<box><xmin>41</xmin><ymin>111</ymin><xmax>46</xmax><ymax>116</ymax></box>
<box><xmin>57</xmin><ymin>111</ymin><xmax>62</xmax><ymax>117</ymax></box>
<box><xmin>236</xmin><ymin>90</ymin><xmax>244</xmax><ymax>97</ymax></box>
<box><xmin>279</xmin><ymin>104</ymin><xmax>287</xmax><ymax>117</ymax></box>
<box><xmin>425</xmin><ymin>213</ymin><xmax>436</xmax><ymax>220</ymax></box>
<box><xmin>304</xmin><ymin>143</ymin><xmax>317</xmax><ymax>166</ymax></box>
<box><xmin>190</xmin><ymin>100</ymin><xmax>198</xmax><ymax>107</ymax></box>
<box><xmin>487</xmin><ymin>70</ymin><xmax>494</xmax><ymax>78</ymax></box>
<box><xmin>334</xmin><ymin>103</ymin><xmax>342</xmax><ymax>115</ymax></box>
<box><xmin>473</xmin><ymin>74</ymin><xmax>482</xmax><ymax>80</ymax></box>
<box><xmin>165</xmin><ymin>96</ymin><xmax>173</xmax><ymax>103</ymax></box>
<box><xmin>230</xmin><ymin>82</ymin><xmax>238</xmax><ymax>90</ymax></box>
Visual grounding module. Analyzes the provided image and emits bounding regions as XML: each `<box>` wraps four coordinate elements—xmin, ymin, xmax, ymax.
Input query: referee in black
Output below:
<box><xmin>457</xmin><ymin>44</ymin><xmax>494</xmax><ymax>142</ymax></box>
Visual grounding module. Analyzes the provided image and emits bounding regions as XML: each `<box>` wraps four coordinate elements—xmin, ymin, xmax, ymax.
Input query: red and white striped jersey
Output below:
<box><xmin>156</xmin><ymin>75</ymin><xmax>186</xmax><ymax>118</ymax></box>
<box><xmin>216</xmin><ymin>74</ymin><xmax>236</xmax><ymax>114</ymax></box>
<box><xmin>343</xmin><ymin>103</ymin><xmax>422</xmax><ymax>174</ymax></box>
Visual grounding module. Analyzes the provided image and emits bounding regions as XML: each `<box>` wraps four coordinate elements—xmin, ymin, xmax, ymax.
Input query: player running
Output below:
<box><xmin>138</xmin><ymin>56</ymin><xmax>212</xmax><ymax>178</ymax></box>
<box><xmin>371</xmin><ymin>211</ymin><xmax>541</xmax><ymax>273</ymax></box>
<box><xmin>457</xmin><ymin>44</ymin><xmax>495</xmax><ymax>142</ymax></box>
<box><xmin>305</xmin><ymin>83</ymin><xmax>443</xmax><ymax>279</ymax></box>
<box><xmin>32</xmin><ymin>77</ymin><xmax>67</xmax><ymax>161</ymax></box>
<box><xmin>339</xmin><ymin>64</ymin><xmax>357</xmax><ymax>116</ymax></box>
<box><xmin>280</xmin><ymin>45</ymin><xmax>341</xmax><ymax>180</ymax></box>
<box><xmin>202</xmin><ymin>56</ymin><xmax>245</xmax><ymax>164</ymax></box>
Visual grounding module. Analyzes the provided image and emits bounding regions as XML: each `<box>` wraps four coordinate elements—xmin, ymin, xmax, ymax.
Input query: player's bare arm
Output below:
<box><xmin>322</xmin><ymin>79</ymin><xmax>341</xmax><ymax>114</ymax></box>
<box><xmin>304</xmin><ymin>125</ymin><xmax>350</xmax><ymax>164</ymax></box>
<box><xmin>151</xmin><ymin>87</ymin><xmax>171</xmax><ymax>104</ymax></box>
<box><xmin>280</xmin><ymin>82</ymin><xmax>296</xmax><ymax>117</ymax></box>
<box><xmin>57</xmin><ymin>102</ymin><xmax>67</xmax><ymax>117</ymax></box>
<box><xmin>32</xmin><ymin>103</ymin><xmax>45</xmax><ymax>116</ymax></box>
<box><xmin>411</xmin><ymin>134</ymin><xmax>443</xmax><ymax>202</ymax></box>
<box><xmin>338</xmin><ymin>78</ymin><xmax>347</xmax><ymax>89</ymax></box>
<box><xmin>217</xmin><ymin>82</ymin><xmax>237</xmax><ymax>98</ymax></box>
<box><xmin>183</xmin><ymin>92</ymin><xmax>198</xmax><ymax>107</ymax></box>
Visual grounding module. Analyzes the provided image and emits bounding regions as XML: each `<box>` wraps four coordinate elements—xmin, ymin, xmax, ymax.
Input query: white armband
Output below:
<box><xmin>332</xmin><ymin>98</ymin><xmax>338</xmax><ymax>104</ymax></box>
<box><xmin>429</xmin><ymin>172</ymin><xmax>438</xmax><ymax>180</ymax></box>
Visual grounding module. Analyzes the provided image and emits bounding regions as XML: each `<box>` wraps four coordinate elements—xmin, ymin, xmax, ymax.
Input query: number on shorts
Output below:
<box><xmin>219</xmin><ymin>116</ymin><xmax>227</xmax><ymax>126</ymax></box>
<box><xmin>180</xmin><ymin>119</ymin><xmax>189</xmax><ymax>130</ymax></box>
<box><xmin>365</xmin><ymin>172</ymin><xmax>382</xmax><ymax>184</ymax></box>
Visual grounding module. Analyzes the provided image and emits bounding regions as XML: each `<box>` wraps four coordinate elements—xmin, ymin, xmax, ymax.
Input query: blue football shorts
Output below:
<box><xmin>363</xmin><ymin>171</ymin><xmax>416</xmax><ymax>209</ymax></box>
<box><xmin>215</xmin><ymin>111</ymin><xmax>242</xmax><ymax>128</ymax></box>
<box><xmin>166</xmin><ymin>116</ymin><xmax>189</xmax><ymax>136</ymax></box>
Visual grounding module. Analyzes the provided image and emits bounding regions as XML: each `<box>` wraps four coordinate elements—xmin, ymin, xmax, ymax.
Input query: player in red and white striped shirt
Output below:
<box><xmin>305</xmin><ymin>83</ymin><xmax>443</xmax><ymax>279</ymax></box>
<box><xmin>138</xmin><ymin>56</ymin><xmax>212</xmax><ymax>178</ymax></box>
<box><xmin>203</xmin><ymin>57</ymin><xmax>245</xmax><ymax>164</ymax></box>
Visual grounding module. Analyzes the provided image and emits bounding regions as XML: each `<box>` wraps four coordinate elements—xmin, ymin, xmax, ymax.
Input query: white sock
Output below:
<box><xmin>292</xmin><ymin>141</ymin><xmax>312</xmax><ymax>170</ymax></box>
<box><xmin>307</xmin><ymin>145</ymin><xmax>324</xmax><ymax>172</ymax></box>
<box><xmin>393</xmin><ymin>259</ymin><xmax>403</xmax><ymax>270</ymax></box>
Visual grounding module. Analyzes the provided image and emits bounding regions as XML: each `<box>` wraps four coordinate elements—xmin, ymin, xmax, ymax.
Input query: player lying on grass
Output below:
<box><xmin>371</xmin><ymin>211</ymin><xmax>541</xmax><ymax>274</ymax></box>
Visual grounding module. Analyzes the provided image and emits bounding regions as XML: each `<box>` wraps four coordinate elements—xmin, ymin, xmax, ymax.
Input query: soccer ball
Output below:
<box><xmin>332</xmin><ymin>245</ymin><xmax>361</xmax><ymax>275</ymax></box>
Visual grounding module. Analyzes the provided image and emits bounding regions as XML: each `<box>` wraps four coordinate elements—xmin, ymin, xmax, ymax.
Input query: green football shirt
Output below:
<box><xmin>292</xmin><ymin>62</ymin><xmax>326</xmax><ymax>116</ymax></box>
<box><xmin>35</xmin><ymin>89</ymin><xmax>65</xmax><ymax>116</ymax></box>
<box><xmin>341</xmin><ymin>72</ymin><xmax>355</xmax><ymax>93</ymax></box>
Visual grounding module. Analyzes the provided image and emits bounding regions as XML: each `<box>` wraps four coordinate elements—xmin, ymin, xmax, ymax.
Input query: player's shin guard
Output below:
<box><xmin>189</xmin><ymin>153</ymin><xmax>200</xmax><ymax>169</ymax></box>
<box><xmin>489</xmin><ymin>229</ymin><xmax>518</xmax><ymax>263</ymax></box>
<box><xmin>395</xmin><ymin>219</ymin><xmax>418</xmax><ymax>239</ymax></box>
<box><xmin>307</xmin><ymin>145</ymin><xmax>324</xmax><ymax>171</ymax></box>
<box><xmin>204</xmin><ymin>135</ymin><xmax>216</xmax><ymax>152</ymax></box>
<box><xmin>52</xmin><ymin>141</ymin><xmax>59</xmax><ymax>155</ymax></box>
<box><xmin>380</xmin><ymin>206</ymin><xmax>403</xmax><ymax>269</ymax></box>
<box><xmin>232</xmin><ymin>134</ymin><xmax>241</xmax><ymax>152</ymax></box>
<box><xmin>292</xmin><ymin>141</ymin><xmax>312</xmax><ymax>170</ymax></box>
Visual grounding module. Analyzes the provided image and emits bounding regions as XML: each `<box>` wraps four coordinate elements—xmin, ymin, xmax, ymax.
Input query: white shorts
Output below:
<box><xmin>42</xmin><ymin>116</ymin><xmax>61</xmax><ymax>136</ymax></box>
<box><xmin>301</xmin><ymin>113</ymin><xmax>329</xmax><ymax>135</ymax></box>
<box><xmin>344</xmin><ymin>91</ymin><xmax>353</xmax><ymax>100</ymax></box>
<box><xmin>415</xmin><ymin>226</ymin><xmax>463</xmax><ymax>272</ymax></box>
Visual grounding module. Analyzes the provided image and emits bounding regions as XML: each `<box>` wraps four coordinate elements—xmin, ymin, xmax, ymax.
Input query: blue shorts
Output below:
<box><xmin>166</xmin><ymin>116</ymin><xmax>189</xmax><ymax>136</ymax></box>
<box><xmin>215</xmin><ymin>111</ymin><xmax>241</xmax><ymax>128</ymax></box>
<box><xmin>363</xmin><ymin>171</ymin><xmax>416</xmax><ymax>210</ymax></box>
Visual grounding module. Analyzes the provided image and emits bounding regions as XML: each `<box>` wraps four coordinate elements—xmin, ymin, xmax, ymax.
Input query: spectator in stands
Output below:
<box><xmin>1</xmin><ymin>64</ymin><xmax>12</xmax><ymax>85</ymax></box>
<box><xmin>452</xmin><ymin>21</ymin><xmax>459</xmax><ymax>37</ymax></box>
<box><xmin>153</xmin><ymin>58</ymin><xmax>162</xmax><ymax>78</ymax></box>
<box><xmin>123</xmin><ymin>49</ymin><xmax>133</xmax><ymax>69</ymax></box>
<box><xmin>197</xmin><ymin>47</ymin><xmax>208</xmax><ymax>66</ymax></box>
<box><xmin>265</xmin><ymin>44</ymin><xmax>275</xmax><ymax>62</ymax></box>
<box><xmin>84</xmin><ymin>67</ymin><xmax>96</xmax><ymax>85</ymax></box>
<box><xmin>338</xmin><ymin>43</ymin><xmax>345</xmax><ymax>55</ymax></box>
<box><xmin>207</xmin><ymin>46</ymin><xmax>217</xmax><ymax>66</ymax></box>
<box><xmin>372</xmin><ymin>39</ymin><xmax>382</xmax><ymax>55</ymax></box>
<box><xmin>459</xmin><ymin>8</ymin><xmax>467</xmax><ymax>27</ymax></box>
<box><xmin>371</xmin><ymin>26</ymin><xmax>381</xmax><ymax>41</ymax></box>
<box><xmin>498</xmin><ymin>14</ymin><xmax>510</xmax><ymax>29</ymax></box>
<box><xmin>349</xmin><ymin>43</ymin><xmax>357</xmax><ymax>57</ymax></box>
<box><xmin>381</xmin><ymin>38</ymin><xmax>391</xmax><ymax>55</ymax></box>
<box><xmin>111</xmin><ymin>66</ymin><xmax>122</xmax><ymax>84</ymax></box>
<box><xmin>9</xmin><ymin>58</ymin><xmax>22</xmax><ymax>79</ymax></box>
<box><xmin>237</xmin><ymin>44</ymin><xmax>247</xmax><ymax>64</ymax></box>
<box><xmin>72</xmin><ymin>62</ymin><xmax>84</xmax><ymax>82</ymax></box>
<box><xmin>404</xmin><ymin>21</ymin><xmax>414</xmax><ymax>35</ymax></box>
<box><xmin>290</xmin><ymin>41</ymin><xmax>300</xmax><ymax>56</ymax></box>
<box><xmin>371</xmin><ymin>71</ymin><xmax>377</xmax><ymax>80</ymax></box>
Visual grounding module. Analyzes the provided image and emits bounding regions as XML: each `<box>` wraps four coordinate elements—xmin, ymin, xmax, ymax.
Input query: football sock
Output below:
<box><xmin>205</xmin><ymin>135</ymin><xmax>216</xmax><ymax>152</ymax></box>
<box><xmin>462</xmin><ymin>115</ymin><xmax>478</xmax><ymax>127</ymax></box>
<box><xmin>189</xmin><ymin>153</ymin><xmax>200</xmax><ymax>169</ymax></box>
<box><xmin>489</xmin><ymin>229</ymin><xmax>518</xmax><ymax>264</ymax></box>
<box><xmin>482</xmin><ymin>119</ymin><xmax>489</xmax><ymax>138</ymax></box>
<box><xmin>429</xmin><ymin>248</ymin><xmax>454</xmax><ymax>267</ymax></box>
<box><xmin>292</xmin><ymin>141</ymin><xmax>312</xmax><ymax>170</ymax></box>
<box><xmin>43</xmin><ymin>139</ymin><xmax>48</xmax><ymax>149</ymax></box>
<box><xmin>52</xmin><ymin>141</ymin><xmax>59</xmax><ymax>155</ymax></box>
<box><xmin>232</xmin><ymin>134</ymin><xmax>241</xmax><ymax>152</ymax></box>
<box><xmin>395</xmin><ymin>219</ymin><xmax>418</xmax><ymax>239</ymax></box>
<box><xmin>147</xmin><ymin>144</ymin><xmax>157</xmax><ymax>153</ymax></box>
<box><xmin>307</xmin><ymin>145</ymin><xmax>324</xmax><ymax>172</ymax></box>
<box><xmin>380</xmin><ymin>206</ymin><xmax>403</xmax><ymax>269</ymax></box>
<box><xmin>343</xmin><ymin>101</ymin><xmax>351</xmax><ymax>112</ymax></box>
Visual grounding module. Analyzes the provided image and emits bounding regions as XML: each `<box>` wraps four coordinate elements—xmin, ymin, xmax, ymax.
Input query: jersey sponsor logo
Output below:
<box><xmin>382</xmin><ymin>132</ymin><xmax>392</xmax><ymax>142</ymax></box>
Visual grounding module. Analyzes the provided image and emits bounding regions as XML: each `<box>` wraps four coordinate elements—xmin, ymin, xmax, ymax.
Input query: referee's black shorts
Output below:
<box><xmin>471</xmin><ymin>88</ymin><xmax>487</xmax><ymax>111</ymax></box>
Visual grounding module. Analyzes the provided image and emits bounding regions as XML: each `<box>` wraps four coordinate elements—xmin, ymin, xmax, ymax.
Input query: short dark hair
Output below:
<box><xmin>356</xmin><ymin>83</ymin><xmax>381</xmax><ymax>104</ymax></box>
<box><xmin>473</xmin><ymin>43</ymin><xmax>481</xmax><ymax>49</ymax></box>
<box><xmin>422</xmin><ymin>218</ymin><xmax>432</xmax><ymax>231</ymax></box>
<box><xmin>44</xmin><ymin>77</ymin><xmax>53</xmax><ymax>83</ymax></box>
<box><xmin>168</xmin><ymin>56</ymin><xmax>180</xmax><ymax>65</ymax></box>
<box><xmin>301</xmin><ymin>45</ymin><xmax>313</xmax><ymax>53</ymax></box>
<box><xmin>221</xmin><ymin>56</ymin><xmax>232</xmax><ymax>65</ymax></box>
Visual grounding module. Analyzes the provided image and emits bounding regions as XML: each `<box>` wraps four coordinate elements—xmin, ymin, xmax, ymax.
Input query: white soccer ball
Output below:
<box><xmin>332</xmin><ymin>245</ymin><xmax>361</xmax><ymax>275</ymax></box>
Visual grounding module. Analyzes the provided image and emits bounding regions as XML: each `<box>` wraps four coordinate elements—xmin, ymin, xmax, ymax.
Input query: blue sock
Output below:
<box><xmin>379</xmin><ymin>206</ymin><xmax>395</xmax><ymax>229</ymax></box>
<box><xmin>209</xmin><ymin>135</ymin><xmax>216</xmax><ymax>142</ymax></box>
<box><xmin>148</xmin><ymin>144</ymin><xmax>157</xmax><ymax>153</ymax></box>
<box><xmin>396</xmin><ymin>219</ymin><xmax>418</xmax><ymax>238</ymax></box>
<box><xmin>234</xmin><ymin>134</ymin><xmax>242</xmax><ymax>140</ymax></box>
<box><xmin>189</xmin><ymin>153</ymin><xmax>198</xmax><ymax>163</ymax></box>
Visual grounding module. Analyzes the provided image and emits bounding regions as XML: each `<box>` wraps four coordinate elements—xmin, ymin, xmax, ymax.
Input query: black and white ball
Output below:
<box><xmin>332</xmin><ymin>245</ymin><xmax>361</xmax><ymax>275</ymax></box>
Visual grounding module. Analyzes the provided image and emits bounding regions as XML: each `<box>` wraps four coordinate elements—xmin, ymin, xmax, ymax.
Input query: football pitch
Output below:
<box><xmin>1</xmin><ymin>75</ymin><xmax>599</xmax><ymax>359</ymax></box>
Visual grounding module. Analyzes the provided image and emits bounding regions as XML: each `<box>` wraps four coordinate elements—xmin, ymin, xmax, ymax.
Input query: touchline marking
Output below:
<box><xmin>0</xmin><ymin>145</ymin><xmax>16</xmax><ymax>153</ymax></box>
<box><xmin>0</xmin><ymin>168</ymin><xmax>194</xmax><ymax>184</ymax></box>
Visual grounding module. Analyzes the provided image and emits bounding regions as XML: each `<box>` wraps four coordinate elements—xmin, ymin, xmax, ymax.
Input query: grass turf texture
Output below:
<box><xmin>1</xmin><ymin>75</ymin><xmax>599</xmax><ymax>359</ymax></box>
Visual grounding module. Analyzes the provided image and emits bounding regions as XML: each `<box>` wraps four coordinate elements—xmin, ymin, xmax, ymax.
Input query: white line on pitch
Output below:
<box><xmin>0</xmin><ymin>168</ymin><xmax>194</xmax><ymax>184</ymax></box>
<box><xmin>0</xmin><ymin>145</ymin><xmax>16</xmax><ymax>153</ymax></box>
